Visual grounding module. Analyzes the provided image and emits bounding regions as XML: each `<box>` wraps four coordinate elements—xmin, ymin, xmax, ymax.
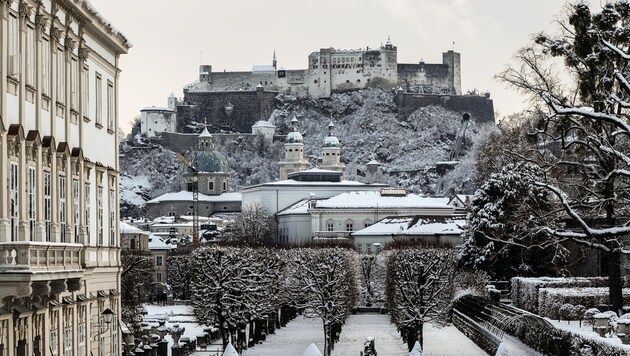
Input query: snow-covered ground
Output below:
<box><xmin>548</xmin><ymin>319</ymin><xmax>630</xmax><ymax>352</ymax></box>
<box><xmin>241</xmin><ymin>313</ymin><xmax>488</xmax><ymax>356</ymax></box>
<box><xmin>142</xmin><ymin>304</ymin><xmax>208</xmax><ymax>351</ymax></box>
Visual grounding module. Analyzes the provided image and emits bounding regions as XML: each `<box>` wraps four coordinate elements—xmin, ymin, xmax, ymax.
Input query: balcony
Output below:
<box><xmin>0</xmin><ymin>242</ymin><xmax>84</xmax><ymax>274</ymax></box>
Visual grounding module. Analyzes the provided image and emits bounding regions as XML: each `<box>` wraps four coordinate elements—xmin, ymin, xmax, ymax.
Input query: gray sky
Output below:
<box><xmin>89</xmin><ymin>0</ymin><xmax>599</xmax><ymax>132</ymax></box>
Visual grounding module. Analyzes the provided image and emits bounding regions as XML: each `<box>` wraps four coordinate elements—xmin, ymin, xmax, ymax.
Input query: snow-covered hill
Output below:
<box><xmin>119</xmin><ymin>88</ymin><xmax>492</xmax><ymax>217</ymax></box>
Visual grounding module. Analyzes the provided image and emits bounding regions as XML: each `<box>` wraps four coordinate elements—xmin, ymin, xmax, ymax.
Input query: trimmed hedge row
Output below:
<box><xmin>539</xmin><ymin>288</ymin><xmax>630</xmax><ymax>319</ymax></box>
<box><xmin>512</xmin><ymin>277</ymin><xmax>630</xmax><ymax>314</ymax></box>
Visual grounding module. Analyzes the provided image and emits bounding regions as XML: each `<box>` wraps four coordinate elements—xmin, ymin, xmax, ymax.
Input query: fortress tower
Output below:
<box><xmin>278</xmin><ymin>116</ymin><xmax>311</xmax><ymax>180</ymax></box>
<box><xmin>319</xmin><ymin>121</ymin><xmax>345</xmax><ymax>174</ymax></box>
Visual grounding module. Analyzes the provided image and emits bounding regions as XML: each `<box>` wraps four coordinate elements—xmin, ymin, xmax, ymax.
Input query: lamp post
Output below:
<box><xmin>92</xmin><ymin>308</ymin><xmax>115</xmax><ymax>339</ymax></box>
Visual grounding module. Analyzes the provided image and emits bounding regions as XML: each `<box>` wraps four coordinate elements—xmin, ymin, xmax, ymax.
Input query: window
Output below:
<box><xmin>156</xmin><ymin>273</ymin><xmax>162</xmax><ymax>282</ymax></box>
<box><xmin>208</xmin><ymin>181</ymin><xmax>214</xmax><ymax>191</ymax></box>
<box><xmin>107</xmin><ymin>81</ymin><xmax>113</xmax><ymax>131</ymax></box>
<box><xmin>50</xmin><ymin>327</ymin><xmax>58</xmax><ymax>355</ymax></box>
<box><xmin>130</xmin><ymin>239</ymin><xmax>136</xmax><ymax>250</ymax></box>
<box><xmin>9</xmin><ymin>162</ymin><xmax>18</xmax><ymax>241</ymax></box>
<box><xmin>156</xmin><ymin>255</ymin><xmax>163</xmax><ymax>266</ymax></box>
<box><xmin>326</xmin><ymin>220</ymin><xmax>334</xmax><ymax>232</ymax></box>
<box><xmin>8</xmin><ymin>15</ymin><xmax>19</xmax><ymax>78</ymax></box>
<box><xmin>98</xmin><ymin>318</ymin><xmax>105</xmax><ymax>356</ymax></box>
<box><xmin>85</xmin><ymin>184</ymin><xmax>90</xmax><ymax>242</ymax></box>
<box><xmin>77</xmin><ymin>322</ymin><xmax>85</xmax><ymax>356</ymax></box>
<box><xmin>111</xmin><ymin>315</ymin><xmax>118</xmax><ymax>356</ymax></box>
<box><xmin>26</xmin><ymin>26</ymin><xmax>35</xmax><ymax>86</ymax></box>
<box><xmin>73</xmin><ymin>179</ymin><xmax>79</xmax><ymax>243</ymax></box>
<box><xmin>63</xmin><ymin>326</ymin><xmax>72</xmax><ymax>356</ymax></box>
<box><xmin>82</xmin><ymin>66</ymin><xmax>89</xmax><ymax>117</ymax></box>
<box><xmin>44</xmin><ymin>172</ymin><xmax>52</xmax><ymax>241</ymax></box>
<box><xmin>95</xmin><ymin>73</ymin><xmax>102</xmax><ymax>125</ymax></box>
<box><xmin>57</xmin><ymin>47</ymin><xmax>65</xmax><ymax>103</ymax></box>
<box><xmin>42</xmin><ymin>38</ymin><xmax>51</xmax><ymax>96</ymax></box>
<box><xmin>59</xmin><ymin>176</ymin><xmax>66</xmax><ymax>242</ymax></box>
<box><xmin>97</xmin><ymin>187</ymin><xmax>103</xmax><ymax>245</ymax></box>
<box><xmin>28</xmin><ymin>167</ymin><xmax>36</xmax><ymax>241</ymax></box>
<box><xmin>345</xmin><ymin>220</ymin><xmax>354</xmax><ymax>232</ymax></box>
<box><xmin>110</xmin><ymin>190</ymin><xmax>116</xmax><ymax>246</ymax></box>
<box><xmin>363</xmin><ymin>219</ymin><xmax>373</xmax><ymax>228</ymax></box>
<box><xmin>71</xmin><ymin>58</ymin><xmax>78</xmax><ymax>110</ymax></box>
<box><xmin>222</xmin><ymin>181</ymin><xmax>227</xmax><ymax>191</ymax></box>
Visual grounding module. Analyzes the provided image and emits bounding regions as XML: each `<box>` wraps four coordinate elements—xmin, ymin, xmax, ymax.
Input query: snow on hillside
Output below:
<box><xmin>119</xmin><ymin>88</ymin><xmax>493</xmax><ymax>216</ymax></box>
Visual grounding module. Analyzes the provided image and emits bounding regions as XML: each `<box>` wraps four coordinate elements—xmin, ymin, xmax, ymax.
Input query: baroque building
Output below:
<box><xmin>0</xmin><ymin>0</ymin><xmax>130</xmax><ymax>355</ymax></box>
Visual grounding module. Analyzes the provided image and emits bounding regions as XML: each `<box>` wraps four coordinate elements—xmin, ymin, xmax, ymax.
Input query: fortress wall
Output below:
<box><xmin>150</xmin><ymin>131</ymin><xmax>285</xmax><ymax>155</ymax></box>
<box><xmin>398</xmin><ymin>93</ymin><xmax>495</xmax><ymax>123</ymax></box>
<box><xmin>177</xmin><ymin>90</ymin><xmax>277</xmax><ymax>133</ymax></box>
<box><xmin>397</xmin><ymin>63</ymin><xmax>452</xmax><ymax>93</ymax></box>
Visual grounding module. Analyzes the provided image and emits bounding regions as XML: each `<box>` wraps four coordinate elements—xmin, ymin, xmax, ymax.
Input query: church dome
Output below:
<box><xmin>183</xmin><ymin>150</ymin><xmax>230</xmax><ymax>174</ymax></box>
<box><xmin>323</xmin><ymin>136</ymin><xmax>340</xmax><ymax>148</ymax></box>
<box><xmin>286</xmin><ymin>131</ymin><xmax>303</xmax><ymax>143</ymax></box>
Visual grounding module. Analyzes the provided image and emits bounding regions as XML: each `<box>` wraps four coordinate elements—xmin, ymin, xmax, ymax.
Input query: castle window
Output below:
<box><xmin>289</xmin><ymin>149</ymin><xmax>293</xmax><ymax>152</ymax></box>
<box><xmin>208</xmin><ymin>181</ymin><xmax>214</xmax><ymax>191</ymax></box>
<box><xmin>357</xmin><ymin>79</ymin><xmax>361</xmax><ymax>82</ymax></box>
<box><xmin>346</xmin><ymin>80</ymin><xmax>350</xmax><ymax>83</ymax></box>
<box><xmin>222</xmin><ymin>206</ymin><xmax>228</xmax><ymax>210</ymax></box>
<box><xmin>314</xmin><ymin>80</ymin><xmax>318</xmax><ymax>84</ymax></box>
<box><xmin>223</xmin><ymin>181</ymin><xmax>227</xmax><ymax>191</ymax></box>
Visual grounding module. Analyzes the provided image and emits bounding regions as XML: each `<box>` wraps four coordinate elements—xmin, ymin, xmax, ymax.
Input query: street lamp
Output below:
<box><xmin>92</xmin><ymin>308</ymin><xmax>115</xmax><ymax>339</ymax></box>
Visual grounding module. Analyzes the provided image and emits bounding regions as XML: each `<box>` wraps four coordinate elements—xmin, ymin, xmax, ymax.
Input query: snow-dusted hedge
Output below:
<box><xmin>511</xmin><ymin>277</ymin><xmax>630</xmax><ymax>314</ymax></box>
<box><xmin>539</xmin><ymin>288</ymin><xmax>630</xmax><ymax>319</ymax></box>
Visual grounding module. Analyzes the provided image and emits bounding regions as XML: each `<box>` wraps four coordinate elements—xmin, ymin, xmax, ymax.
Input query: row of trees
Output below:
<box><xmin>190</xmin><ymin>246</ymin><xmax>357</xmax><ymax>356</ymax></box>
<box><xmin>460</xmin><ymin>0</ymin><xmax>630</xmax><ymax>314</ymax></box>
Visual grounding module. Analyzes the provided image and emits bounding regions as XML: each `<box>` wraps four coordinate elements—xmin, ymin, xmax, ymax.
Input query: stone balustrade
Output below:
<box><xmin>0</xmin><ymin>242</ymin><xmax>83</xmax><ymax>272</ymax></box>
<box><xmin>312</xmin><ymin>231</ymin><xmax>352</xmax><ymax>239</ymax></box>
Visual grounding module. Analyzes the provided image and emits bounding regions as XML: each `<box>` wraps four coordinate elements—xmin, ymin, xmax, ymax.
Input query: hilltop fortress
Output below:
<box><xmin>186</xmin><ymin>37</ymin><xmax>461</xmax><ymax>98</ymax></box>
<box><xmin>140</xmin><ymin>38</ymin><xmax>492</xmax><ymax>136</ymax></box>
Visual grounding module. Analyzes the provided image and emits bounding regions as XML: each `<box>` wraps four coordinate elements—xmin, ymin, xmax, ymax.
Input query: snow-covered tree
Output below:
<box><xmin>458</xmin><ymin>162</ymin><xmax>569</xmax><ymax>279</ymax></box>
<box><xmin>224</xmin><ymin>203</ymin><xmax>275</xmax><ymax>245</ymax></box>
<box><xmin>120</xmin><ymin>249</ymin><xmax>153</xmax><ymax>330</ymax></box>
<box><xmin>287</xmin><ymin>248</ymin><xmax>357</xmax><ymax>356</ymax></box>
<box><xmin>497</xmin><ymin>1</ymin><xmax>630</xmax><ymax>313</ymax></box>
<box><xmin>167</xmin><ymin>253</ymin><xmax>193</xmax><ymax>300</ymax></box>
<box><xmin>385</xmin><ymin>248</ymin><xmax>456</xmax><ymax>351</ymax></box>
<box><xmin>191</xmin><ymin>246</ymin><xmax>287</xmax><ymax>352</ymax></box>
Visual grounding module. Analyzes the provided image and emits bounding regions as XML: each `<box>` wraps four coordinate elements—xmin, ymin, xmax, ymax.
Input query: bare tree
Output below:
<box><xmin>227</xmin><ymin>203</ymin><xmax>275</xmax><ymax>244</ymax></box>
<box><xmin>167</xmin><ymin>253</ymin><xmax>193</xmax><ymax>300</ymax></box>
<box><xmin>121</xmin><ymin>249</ymin><xmax>153</xmax><ymax>331</ymax></box>
<box><xmin>385</xmin><ymin>248</ymin><xmax>456</xmax><ymax>351</ymax></box>
<box><xmin>495</xmin><ymin>1</ymin><xmax>630</xmax><ymax>313</ymax></box>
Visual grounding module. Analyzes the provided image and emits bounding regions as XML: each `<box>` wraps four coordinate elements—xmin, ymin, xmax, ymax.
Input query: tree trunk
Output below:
<box><xmin>324</xmin><ymin>322</ymin><xmax>331</xmax><ymax>356</ymax></box>
<box><xmin>417</xmin><ymin>322</ymin><xmax>424</xmax><ymax>350</ymax></box>
<box><xmin>608</xmin><ymin>249</ymin><xmax>623</xmax><ymax>315</ymax></box>
<box><xmin>406</xmin><ymin>326</ymin><xmax>417</xmax><ymax>351</ymax></box>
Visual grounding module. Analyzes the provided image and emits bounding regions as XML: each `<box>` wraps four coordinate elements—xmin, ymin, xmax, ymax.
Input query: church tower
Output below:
<box><xmin>319</xmin><ymin>121</ymin><xmax>345</xmax><ymax>174</ymax></box>
<box><xmin>273</xmin><ymin>50</ymin><xmax>277</xmax><ymax>70</ymax></box>
<box><xmin>278</xmin><ymin>116</ymin><xmax>310</xmax><ymax>180</ymax></box>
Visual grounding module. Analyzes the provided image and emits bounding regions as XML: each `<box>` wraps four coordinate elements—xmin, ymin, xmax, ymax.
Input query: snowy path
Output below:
<box><xmin>242</xmin><ymin>313</ymin><xmax>489</xmax><ymax>355</ymax></box>
<box><xmin>241</xmin><ymin>316</ymin><xmax>325</xmax><ymax>356</ymax></box>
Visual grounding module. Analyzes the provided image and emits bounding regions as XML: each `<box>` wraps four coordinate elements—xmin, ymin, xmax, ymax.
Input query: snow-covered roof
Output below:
<box><xmin>168</xmin><ymin>93</ymin><xmax>176</xmax><ymax>98</ymax></box>
<box><xmin>252</xmin><ymin>120</ymin><xmax>276</xmax><ymax>128</ymax></box>
<box><xmin>251</xmin><ymin>65</ymin><xmax>275</xmax><ymax>72</ymax></box>
<box><xmin>140</xmin><ymin>106</ymin><xmax>174</xmax><ymax>112</ymax></box>
<box><xmin>148</xmin><ymin>234</ymin><xmax>175</xmax><ymax>250</ymax></box>
<box><xmin>315</xmin><ymin>191</ymin><xmax>451</xmax><ymax>210</ymax></box>
<box><xmin>277</xmin><ymin>199</ymin><xmax>312</xmax><ymax>216</ymax></box>
<box><xmin>286</xmin><ymin>131</ymin><xmax>303</xmax><ymax>143</ymax></box>
<box><xmin>199</xmin><ymin>127</ymin><xmax>212</xmax><ymax>138</ymax></box>
<box><xmin>323</xmin><ymin>136</ymin><xmax>340</xmax><ymax>148</ymax></box>
<box><xmin>353</xmin><ymin>216</ymin><xmax>466</xmax><ymax>236</ymax></box>
<box><xmin>146</xmin><ymin>191</ymin><xmax>242</xmax><ymax>204</ymax></box>
<box><xmin>120</xmin><ymin>221</ymin><xmax>148</xmax><ymax>235</ymax></box>
<box><xmin>366</xmin><ymin>160</ymin><xmax>381</xmax><ymax>166</ymax></box>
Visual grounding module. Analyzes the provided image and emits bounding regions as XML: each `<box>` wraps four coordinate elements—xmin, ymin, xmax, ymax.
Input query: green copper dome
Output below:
<box><xmin>183</xmin><ymin>150</ymin><xmax>230</xmax><ymax>174</ymax></box>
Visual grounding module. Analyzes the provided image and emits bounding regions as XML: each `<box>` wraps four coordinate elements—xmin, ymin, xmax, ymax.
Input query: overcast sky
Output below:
<box><xmin>89</xmin><ymin>0</ymin><xmax>600</xmax><ymax>132</ymax></box>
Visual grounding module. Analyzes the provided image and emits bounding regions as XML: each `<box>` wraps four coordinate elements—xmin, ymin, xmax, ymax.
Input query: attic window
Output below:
<box><xmin>380</xmin><ymin>188</ymin><xmax>407</xmax><ymax>197</ymax></box>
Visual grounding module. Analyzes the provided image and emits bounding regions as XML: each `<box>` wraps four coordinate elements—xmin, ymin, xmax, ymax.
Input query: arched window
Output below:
<box><xmin>345</xmin><ymin>219</ymin><xmax>354</xmax><ymax>232</ymax></box>
<box><xmin>326</xmin><ymin>219</ymin><xmax>334</xmax><ymax>232</ymax></box>
<box><xmin>363</xmin><ymin>219</ymin><xmax>373</xmax><ymax>228</ymax></box>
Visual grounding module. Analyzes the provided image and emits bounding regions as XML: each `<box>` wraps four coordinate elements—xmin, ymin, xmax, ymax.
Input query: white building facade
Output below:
<box><xmin>0</xmin><ymin>0</ymin><xmax>129</xmax><ymax>355</ymax></box>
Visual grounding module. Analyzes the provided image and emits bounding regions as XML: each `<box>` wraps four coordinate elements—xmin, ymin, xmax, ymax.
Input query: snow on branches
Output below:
<box><xmin>385</xmin><ymin>248</ymin><xmax>456</xmax><ymax>351</ymax></box>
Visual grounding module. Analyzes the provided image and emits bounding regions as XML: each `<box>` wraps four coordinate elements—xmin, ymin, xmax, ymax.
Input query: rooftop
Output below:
<box><xmin>353</xmin><ymin>216</ymin><xmax>466</xmax><ymax>236</ymax></box>
<box><xmin>146</xmin><ymin>191</ymin><xmax>242</xmax><ymax>204</ymax></box>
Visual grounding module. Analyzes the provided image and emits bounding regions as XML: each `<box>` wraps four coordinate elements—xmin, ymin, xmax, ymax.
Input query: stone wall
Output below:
<box><xmin>147</xmin><ymin>200</ymin><xmax>241</xmax><ymax>219</ymax></box>
<box><xmin>177</xmin><ymin>90</ymin><xmax>277</xmax><ymax>133</ymax></box>
<box><xmin>397</xmin><ymin>93</ymin><xmax>495</xmax><ymax>124</ymax></box>
<box><xmin>151</xmin><ymin>131</ymin><xmax>286</xmax><ymax>154</ymax></box>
